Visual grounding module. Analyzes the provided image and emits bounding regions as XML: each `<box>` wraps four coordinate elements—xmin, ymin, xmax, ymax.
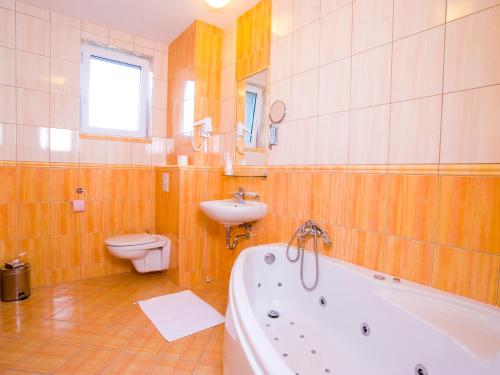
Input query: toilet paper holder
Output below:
<box><xmin>75</xmin><ymin>187</ymin><xmax>87</xmax><ymax>200</ymax></box>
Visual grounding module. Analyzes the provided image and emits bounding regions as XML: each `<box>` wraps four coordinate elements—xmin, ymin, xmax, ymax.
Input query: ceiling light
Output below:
<box><xmin>205</xmin><ymin>0</ymin><xmax>231</xmax><ymax>9</ymax></box>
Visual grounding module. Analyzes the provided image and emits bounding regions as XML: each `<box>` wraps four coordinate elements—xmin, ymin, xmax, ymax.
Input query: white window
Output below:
<box><xmin>81</xmin><ymin>43</ymin><xmax>151</xmax><ymax>138</ymax></box>
<box><xmin>182</xmin><ymin>80</ymin><xmax>195</xmax><ymax>134</ymax></box>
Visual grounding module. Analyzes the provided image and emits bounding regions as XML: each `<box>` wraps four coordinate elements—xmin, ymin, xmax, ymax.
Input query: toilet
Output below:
<box><xmin>105</xmin><ymin>233</ymin><xmax>170</xmax><ymax>273</ymax></box>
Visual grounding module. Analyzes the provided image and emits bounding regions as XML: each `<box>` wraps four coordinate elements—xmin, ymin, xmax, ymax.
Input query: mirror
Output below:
<box><xmin>269</xmin><ymin>100</ymin><xmax>286</xmax><ymax>124</ymax></box>
<box><xmin>236</xmin><ymin>70</ymin><xmax>268</xmax><ymax>154</ymax></box>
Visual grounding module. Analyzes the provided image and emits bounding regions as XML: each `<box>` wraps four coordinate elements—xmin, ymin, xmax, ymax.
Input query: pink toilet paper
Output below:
<box><xmin>72</xmin><ymin>199</ymin><xmax>85</xmax><ymax>212</ymax></box>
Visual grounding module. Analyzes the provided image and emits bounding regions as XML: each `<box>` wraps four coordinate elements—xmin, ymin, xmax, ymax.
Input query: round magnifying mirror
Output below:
<box><xmin>269</xmin><ymin>100</ymin><xmax>286</xmax><ymax>124</ymax></box>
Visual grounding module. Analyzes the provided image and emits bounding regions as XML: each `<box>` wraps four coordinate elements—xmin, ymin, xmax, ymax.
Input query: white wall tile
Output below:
<box><xmin>16</xmin><ymin>125</ymin><xmax>49</xmax><ymax>162</ymax></box>
<box><xmin>152</xmin><ymin>107</ymin><xmax>167</xmax><ymax>138</ymax></box>
<box><xmin>106</xmin><ymin>140</ymin><xmax>131</xmax><ymax>165</ymax></box>
<box><xmin>444</xmin><ymin>6</ymin><xmax>500</xmax><ymax>92</ymax></box>
<box><xmin>441</xmin><ymin>85</ymin><xmax>500</xmax><ymax>163</ymax></box>
<box><xmin>16</xmin><ymin>88</ymin><xmax>49</xmax><ymax>126</ymax></box>
<box><xmin>352</xmin><ymin>0</ymin><xmax>393</xmax><ymax>53</ymax></box>
<box><xmin>319</xmin><ymin>4</ymin><xmax>352</xmax><ymax>65</ymax></box>
<box><xmin>16</xmin><ymin>13</ymin><xmax>50</xmax><ymax>55</ymax></box>
<box><xmin>0</xmin><ymin>122</ymin><xmax>16</xmax><ymax>160</ymax></box>
<box><xmin>321</xmin><ymin>0</ymin><xmax>352</xmax><ymax>17</ymax></box>
<box><xmin>50</xmin><ymin>93</ymin><xmax>80</xmax><ymax>129</ymax></box>
<box><xmin>270</xmin><ymin>78</ymin><xmax>292</xmax><ymax>121</ymax></box>
<box><xmin>316</xmin><ymin>112</ymin><xmax>349</xmax><ymax>164</ymax></box>
<box><xmin>16</xmin><ymin>51</ymin><xmax>50</xmax><ymax>91</ymax></box>
<box><xmin>290</xmin><ymin>117</ymin><xmax>317</xmax><ymax>165</ymax></box>
<box><xmin>80</xmin><ymin>138</ymin><xmax>106</xmax><ymax>164</ymax></box>
<box><xmin>152</xmin><ymin>79</ymin><xmax>168</xmax><ymax>109</ymax></box>
<box><xmin>151</xmin><ymin>137</ymin><xmax>167</xmax><ymax>167</ymax></box>
<box><xmin>50</xmin><ymin>11</ymin><xmax>81</xmax><ymax>29</ymax></box>
<box><xmin>393</xmin><ymin>0</ymin><xmax>446</xmax><ymax>39</ymax></box>
<box><xmin>318</xmin><ymin>58</ymin><xmax>351</xmax><ymax>114</ymax></box>
<box><xmin>50</xmin><ymin>59</ymin><xmax>80</xmax><ymax>96</ymax></box>
<box><xmin>51</xmin><ymin>23</ymin><xmax>81</xmax><ymax>62</ymax></box>
<box><xmin>291</xmin><ymin>69</ymin><xmax>318</xmax><ymax>119</ymax></box>
<box><xmin>293</xmin><ymin>0</ymin><xmax>320</xmax><ymax>30</ymax></box>
<box><xmin>16</xmin><ymin>1</ymin><xmax>49</xmax><ymax>20</ymax></box>
<box><xmin>446</xmin><ymin>0</ymin><xmax>500</xmax><ymax>22</ymax></box>
<box><xmin>351</xmin><ymin>44</ymin><xmax>391</xmax><ymax>109</ymax></box>
<box><xmin>391</xmin><ymin>26</ymin><xmax>445</xmax><ymax>101</ymax></box>
<box><xmin>0</xmin><ymin>84</ymin><xmax>15</xmax><ymax>123</ymax></box>
<box><xmin>270</xmin><ymin>34</ymin><xmax>293</xmax><ymax>82</ymax></box>
<box><xmin>131</xmin><ymin>142</ymin><xmax>152</xmax><ymax>166</ymax></box>
<box><xmin>0</xmin><ymin>46</ymin><xmax>15</xmax><ymax>86</ymax></box>
<box><xmin>272</xmin><ymin>0</ymin><xmax>293</xmax><ymax>41</ymax></box>
<box><xmin>389</xmin><ymin>95</ymin><xmax>442</xmax><ymax>164</ymax></box>
<box><xmin>292</xmin><ymin>21</ymin><xmax>320</xmax><ymax>74</ymax></box>
<box><xmin>349</xmin><ymin>105</ymin><xmax>390</xmax><ymax>164</ymax></box>
<box><xmin>0</xmin><ymin>7</ymin><xmax>15</xmax><ymax>48</ymax></box>
<box><xmin>268</xmin><ymin>121</ymin><xmax>291</xmax><ymax>165</ymax></box>
<box><xmin>49</xmin><ymin>128</ymin><xmax>79</xmax><ymax>163</ymax></box>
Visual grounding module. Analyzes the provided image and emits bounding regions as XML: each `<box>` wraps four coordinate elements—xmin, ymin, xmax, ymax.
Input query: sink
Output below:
<box><xmin>199</xmin><ymin>199</ymin><xmax>267</xmax><ymax>226</ymax></box>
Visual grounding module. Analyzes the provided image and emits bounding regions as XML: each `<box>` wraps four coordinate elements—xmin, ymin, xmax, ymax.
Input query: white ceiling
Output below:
<box><xmin>25</xmin><ymin>0</ymin><xmax>260</xmax><ymax>44</ymax></box>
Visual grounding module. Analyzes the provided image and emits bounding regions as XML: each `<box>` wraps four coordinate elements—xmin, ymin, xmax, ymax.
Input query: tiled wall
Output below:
<box><xmin>0</xmin><ymin>1</ymin><xmax>169</xmax><ymax>167</ymax></box>
<box><xmin>166</xmin><ymin>21</ymin><xmax>224</xmax><ymax>167</ymax></box>
<box><xmin>0</xmin><ymin>1</ymin><xmax>166</xmax><ymax>286</ymax></box>
<box><xmin>156</xmin><ymin>0</ymin><xmax>500</xmax><ymax>306</ymax></box>
<box><xmin>0</xmin><ymin>165</ymin><xmax>155</xmax><ymax>287</ymax></box>
<box><xmin>268</xmin><ymin>0</ymin><xmax>499</xmax><ymax>165</ymax></box>
<box><xmin>236</xmin><ymin>0</ymin><xmax>271</xmax><ymax>80</ymax></box>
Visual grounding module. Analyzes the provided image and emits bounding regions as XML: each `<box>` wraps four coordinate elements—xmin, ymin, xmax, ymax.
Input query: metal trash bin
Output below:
<box><xmin>0</xmin><ymin>263</ymin><xmax>31</xmax><ymax>302</ymax></box>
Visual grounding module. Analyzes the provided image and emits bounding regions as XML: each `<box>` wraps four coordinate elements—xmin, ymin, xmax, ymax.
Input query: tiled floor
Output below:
<box><xmin>0</xmin><ymin>272</ymin><xmax>228</xmax><ymax>374</ymax></box>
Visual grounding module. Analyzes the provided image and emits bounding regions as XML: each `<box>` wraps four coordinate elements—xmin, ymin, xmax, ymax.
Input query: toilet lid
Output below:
<box><xmin>105</xmin><ymin>233</ymin><xmax>157</xmax><ymax>247</ymax></box>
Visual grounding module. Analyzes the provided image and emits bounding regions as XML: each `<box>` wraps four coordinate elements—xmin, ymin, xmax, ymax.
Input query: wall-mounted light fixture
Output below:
<box><xmin>205</xmin><ymin>0</ymin><xmax>231</xmax><ymax>9</ymax></box>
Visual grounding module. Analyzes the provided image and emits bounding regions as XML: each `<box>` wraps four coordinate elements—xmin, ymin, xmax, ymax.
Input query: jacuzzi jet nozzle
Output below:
<box><xmin>268</xmin><ymin>310</ymin><xmax>280</xmax><ymax>318</ymax></box>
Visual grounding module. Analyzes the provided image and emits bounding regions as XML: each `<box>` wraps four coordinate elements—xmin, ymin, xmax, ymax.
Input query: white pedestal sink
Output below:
<box><xmin>199</xmin><ymin>199</ymin><xmax>267</xmax><ymax>227</ymax></box>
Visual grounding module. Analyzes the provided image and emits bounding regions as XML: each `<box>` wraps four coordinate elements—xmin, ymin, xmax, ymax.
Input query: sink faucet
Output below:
<box><xmin>232</xmin><ymin>187</ymin><xmax>245</xmax><ymax>203</ymax></box>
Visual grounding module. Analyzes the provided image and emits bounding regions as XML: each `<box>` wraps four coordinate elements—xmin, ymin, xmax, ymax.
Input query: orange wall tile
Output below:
<box><xmin>386</xmin><ymin>174</ymin><xmax>438</xmax><ymax>242</ymax></box>
<box><xmin>0</xmin><ymin>165</ymin><xmax>155</xmax><ymax>287</ymax></box>
<box><xmin>157</xmin><ymin>164</ymin><xmax>500</xmax><ymax>306</ymax></box>
<box><xmin>432</xmin><ymin>245</ymin><xmax>500</xmax><ymax>304</ymax></box>
<box><xmin>346</xmin><ymin>173</ymin><xmax>387</xmax><ymax>232</ymax></box>
<box><xmin>437</xmin><ymin>175</ymin><xmax>500</xmax><ymax>254</ymax></box>
<box><xmin>236</xmin><ymin>0</ymin><xmax>271</xmax><ymax>80</ymax></box>
<box><xmin>383</xmin><ymin>236</ymin><xmax>433</xmax><ymax>285</ymax></box>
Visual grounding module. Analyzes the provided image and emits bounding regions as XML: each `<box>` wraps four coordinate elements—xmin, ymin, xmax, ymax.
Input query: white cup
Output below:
<box><xmin>177</xmin><ymin>155</ymin><xmax>188</xmax><ymax>167</ymax></box>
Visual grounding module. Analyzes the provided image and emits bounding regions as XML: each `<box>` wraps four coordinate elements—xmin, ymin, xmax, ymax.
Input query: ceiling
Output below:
<box><xmin>26</xmin><ymin>0</ymin><xmax>260</xmax><ymax>44</ymax></box>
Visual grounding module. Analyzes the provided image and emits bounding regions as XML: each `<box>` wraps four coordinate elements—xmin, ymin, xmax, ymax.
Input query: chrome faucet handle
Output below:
<box><xmin>231</xmin><ymin>187</ymin><xmax>245</xmax><ymax>203</ymax></box>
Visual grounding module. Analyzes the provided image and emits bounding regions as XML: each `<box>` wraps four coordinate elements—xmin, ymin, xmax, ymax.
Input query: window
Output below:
<box><xmin>244</xmin><ymin>84</ymin><xmax>263</xmax><ymax>147</ymax></box>
<box><xmin>81</xmin><ymin>43</ymin><xmax>151</xmax><ymax>138</ymax></box>
<box><xmin>182</xmin><ymin>80</ymin><xmax>195</xmax><ymax>134</ymax></box>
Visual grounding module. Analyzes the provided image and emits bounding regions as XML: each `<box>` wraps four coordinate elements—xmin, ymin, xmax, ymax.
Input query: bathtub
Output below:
<box><xmin>223</xmin><ymin>243</ymin><xmax>500</xmax><ymax>375</ymax></box>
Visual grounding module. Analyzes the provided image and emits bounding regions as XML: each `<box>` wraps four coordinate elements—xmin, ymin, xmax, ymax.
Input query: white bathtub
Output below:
<box><xmin>223</xmin><ymin>243</ymin><xmax>500</xmax><ymax>375</ymax></box>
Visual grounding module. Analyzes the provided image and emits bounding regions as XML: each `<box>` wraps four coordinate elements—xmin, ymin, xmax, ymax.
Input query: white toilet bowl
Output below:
<box><xmin>105</xmin><ymin>233</ymin><xmax>170</xmax><ymax>273</ymax></box>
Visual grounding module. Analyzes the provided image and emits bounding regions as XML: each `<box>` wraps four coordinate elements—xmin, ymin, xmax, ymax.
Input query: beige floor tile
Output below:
<box><xmin>0</xmin><ymin>272</ymin><xmax>227</xmax><ymax>374</ymax></box>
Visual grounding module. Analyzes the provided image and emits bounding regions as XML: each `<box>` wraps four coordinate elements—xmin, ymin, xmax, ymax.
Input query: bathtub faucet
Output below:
<box><xmin>297</xmin><ymin>220</ymin><xmax>331</xmax><ymax>245</ymax></box>
<box><xmin>286</xmin><ymin>220</ymin><xmax>331</xmax><ymax>291</ymax></box>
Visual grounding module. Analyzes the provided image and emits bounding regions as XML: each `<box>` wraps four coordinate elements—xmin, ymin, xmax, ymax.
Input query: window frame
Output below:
<box><xmin>80</xmin><ymin>42</ymin><xmax>152</xmax><ymax>138</ymax></box>
<box><xmin>244</xmin><ymin>84</ymin><xmax>263</xmax><ymax>148</ymax></box>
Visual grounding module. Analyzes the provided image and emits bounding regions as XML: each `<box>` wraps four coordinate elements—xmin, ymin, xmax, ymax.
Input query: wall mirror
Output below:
<box><xmin>269</xmin><ymin>100</ymin><xmax>286</xmax><ymax>123</ymax></box>
<box><xmin>235</xmin><ymin>69</ymin><xmax>268</xmax><ymax>165</ymax></box>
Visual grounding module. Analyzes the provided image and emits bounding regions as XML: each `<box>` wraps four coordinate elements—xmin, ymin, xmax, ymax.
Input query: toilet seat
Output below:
<box><xmin>105</xmin><ymin>233</ymin><xmax>170</xmax><ymax>273</ymax></box>
<box><xmin>105</xmin><ymin>233</ymin><xmax>157</xmax><ymax>247</ymax></box>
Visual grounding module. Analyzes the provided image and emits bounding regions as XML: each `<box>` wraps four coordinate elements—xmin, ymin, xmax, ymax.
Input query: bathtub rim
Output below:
<box><xmin>228</xmin><ymin>242</ymin><xmax>500</xmax><ymax>374</ymax></box>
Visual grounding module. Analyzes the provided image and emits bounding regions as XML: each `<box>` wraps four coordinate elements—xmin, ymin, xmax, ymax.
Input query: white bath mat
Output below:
<box><xmin>138</xmin><ymin>290</ymin><xmax>225</xmax><ymax>342</ymax></box>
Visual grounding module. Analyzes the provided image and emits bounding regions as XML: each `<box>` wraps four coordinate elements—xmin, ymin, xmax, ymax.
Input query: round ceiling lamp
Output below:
<box><xmin>205</xmin><ymin>0</ymin><xmax>231</xmax><ymax>8</ymax></box>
